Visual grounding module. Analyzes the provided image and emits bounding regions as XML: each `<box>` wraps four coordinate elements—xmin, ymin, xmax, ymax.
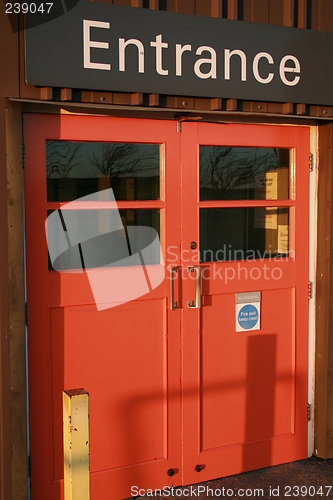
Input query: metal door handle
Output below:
<box><xmin>170</xmin><ymin>267</ymin><xmax>177</xmax><ymax>310</ymax></box>
<box><xmin>188</xmin><ymin>266</ymin><xmax>201</xmax><ymax>309</ymax></box>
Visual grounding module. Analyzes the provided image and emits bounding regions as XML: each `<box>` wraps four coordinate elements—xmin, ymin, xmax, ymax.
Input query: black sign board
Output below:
<box><xmin>25</xmin><ymin>1</ymin><xmax>333</xmax><ymax>105</ymax></box>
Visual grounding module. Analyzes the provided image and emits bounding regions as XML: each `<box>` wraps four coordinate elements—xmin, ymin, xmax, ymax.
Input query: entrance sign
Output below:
<box><xmin>236</xmin><ymin>292</ymin><xmax>261</xmax><ymax>332</ymax></box>
<box><xmin>25</xmin><ymin>1</ymin><xmax>333</xmax><ymax>105</ymax></box>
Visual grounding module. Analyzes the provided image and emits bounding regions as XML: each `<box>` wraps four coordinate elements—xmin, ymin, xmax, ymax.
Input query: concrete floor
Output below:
<box><xmin>137</xmin><ymin>457</ymin><xmax>333</xmax><ymax>499</ymax></box>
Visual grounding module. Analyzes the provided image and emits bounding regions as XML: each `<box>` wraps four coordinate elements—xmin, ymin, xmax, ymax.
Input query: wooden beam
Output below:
<box><xmin>6</xmin><ymin>101</ymin><xmax>27</xmax><ymax>500</ymax></box>
<box><xmin>0</xmin><ymin>5</ymin><xmax>20</xmax><ymax>500</ymax></box>
<box><xmin>61</xmin><ymin>89</ymin><xmax>72</xmax><ymax>102</ymax></box>
<box><xmin>283</xmin><ymin>0</ymin><xmax>294</xmax><ymax>27</ymax></box>
<box><xmin>227</xmin><ymin>0</ymin><xmax>237</xmax><ymax>19</ymax></box>
<box><xmin>226</xmin><ymin>98</ymin><xmax>237</xmax><ymax>111</ymax></box>
<box><xmin>40</xmin><ymin>88</ymin><xmax>52</xmax><ymax>101</ymax></box>
<box><xmin>315</xmin><ymin>123</ymin><xmax>333</xmax><ymax>459</ymax></box>
<box><xmin>149</xmin><ymin>94</ymin><xmax>159</xmax><ymax>106</ymax></box>
<box><xmin>297</xmin><ymin>103</ymin><xmax>306</xmax><ymax>115</ymax></box>
<box><xmin>298</xmin><ymin>0</ymin><xmax>307</xmax><ymax>28</ymax></box>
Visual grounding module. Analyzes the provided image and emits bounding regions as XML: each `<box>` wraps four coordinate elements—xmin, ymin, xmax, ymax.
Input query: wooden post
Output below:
<box><xmin>63</xmin><ymin>390</ymin><xmax>90</xmax><ymax>500</ymax></box>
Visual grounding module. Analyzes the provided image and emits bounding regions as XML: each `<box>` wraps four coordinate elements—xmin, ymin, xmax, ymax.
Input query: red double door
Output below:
<box><xmin>25</xmin><ymin>114</ymin><xmax>309</xmax><ymax>499</ymax></box>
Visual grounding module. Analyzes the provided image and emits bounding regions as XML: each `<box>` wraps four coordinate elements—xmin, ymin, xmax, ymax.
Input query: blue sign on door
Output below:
<box><xmin>237</xmin><ymin>304</ymin><xmax>259</xmax><ymax>330</ymax></box>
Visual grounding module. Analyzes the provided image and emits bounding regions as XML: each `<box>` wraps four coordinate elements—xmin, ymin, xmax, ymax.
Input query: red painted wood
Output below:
<box><xmin>181</xmin><ymin>122</ymin><xmax>309</xmax><ymax>486</ymax></box>
<box><xmin>24</xmin><ymin>115</ymin><xmax>182</xmax><ymax>500</ymax></box>
<box><xmin>25</xmin><ymin>116</ymin><xmax>309</xmax><ymax>498</ymax></box>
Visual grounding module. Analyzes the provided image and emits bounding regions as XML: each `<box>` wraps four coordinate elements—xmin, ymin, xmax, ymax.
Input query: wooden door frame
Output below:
<box><xmin>2</xmin><ymin>103</ymin><xmax>333</xmax><ymax>500</ymax></box>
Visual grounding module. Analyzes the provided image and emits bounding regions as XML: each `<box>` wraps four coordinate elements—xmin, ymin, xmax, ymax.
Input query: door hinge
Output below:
<box><xmin>25</xmin><ymin>302</ymin><xmax>29</xmax><ymax>325</ymax></box>
<box><xmin>307</xmin><ymin>403</ymin><xmax>312</xmax><ymax>421</ymax></box>
<box><xmin>22</xmin><ymin>143</ymin><xmax>25</xmax><ymax>169</ymax></box>
<box><xmin>308</xmin><ymin>281</ymin><xmax>313</xmax><ymax>299</ymax></box>
<box><xmin>177</xmin><ymin>121</ymin><xmax>181</xmax><ymax>133</ymax></box>
<box><xmin>309</xmin><ymin>153</ymin><xmax>314</xmax><ymax>172</ymax></box>
<box><xmin>28</xmin><ymin>455</ymin><xmax>31</xmax><ymax>478</ymax></box>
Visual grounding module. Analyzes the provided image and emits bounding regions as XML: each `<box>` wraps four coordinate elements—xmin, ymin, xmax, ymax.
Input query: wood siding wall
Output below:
<box><xmin>1</xmin><ymin>2</ymin><xmax>333</xmax><ymax>500</ymax></box>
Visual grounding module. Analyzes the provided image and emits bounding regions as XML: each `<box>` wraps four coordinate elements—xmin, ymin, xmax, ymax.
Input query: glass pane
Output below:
<box><xmin>47</xmin><ymin>209</ymin><xmax>160</xmax><ymax>271</ymax></box>
<box><xmin>200</xmin><ymin>208</ymin><xmax>289</xmax><ymax>262</ymax></box>
<box><xmin>200</xmin><ymin>147</ymin><xmax>289</xmax><ymax>201</ymax></box>
<box><xmin>46</xmin><ymin>141</ymin><xmax>160</xmax><ymax>202</ymax></box>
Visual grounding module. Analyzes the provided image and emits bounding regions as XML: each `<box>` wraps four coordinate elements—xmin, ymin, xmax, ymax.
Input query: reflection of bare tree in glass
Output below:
<box><xmin>90</xmin><ymin>143</ymin><xmax>157</xmax><ymax>178</ymax></box>
<box><xmin>200</xmin><ymin>147</ymin><xmax>279</xmax><ymax>253</ymax></box>
<box><xmin>200</xmin><ymin>147</ymin><xmax>279</xmax><ymax>199</ymax></box>
<box><xmin>46</xmin><ymin>142</ymin><xmax>82</xmax><ymax>178</ymax></box>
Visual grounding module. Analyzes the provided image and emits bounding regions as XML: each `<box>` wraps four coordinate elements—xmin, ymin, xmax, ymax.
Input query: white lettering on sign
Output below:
<box><xmin>83</xmin><ymin>20</ymin><xmax>111</xmax><ymax>71</ymax></box>
<box><xmin>253</xmin><ymin>52</ymin><xmax>274</xmax><ymax>84</ymax></box>
<box><xmin>194</xmin><ymin>46</ymin><xmax>217</xmax><ymax>79</ymax></box>
<box><xmin>150</xmin><ymin>34</ymin><xmax>169</xmax><ymax>75</ymax></box>
<box><xmin>224</xmin><ymin>49</ymin><xmax>247</xmax><ymax>81</ymax></box>
<box><xmin>119</xmin><ymin>38</ymin><xmax>144</xmax><ymax>73</ymax></box>
<box><xmin>279</xmin><ymin>55</ymin><xmax>301</xmax><ymax>86</ymax></box>
<box><xmin>176</xmin><ymin>44</ymin><xmax>192</xmax><ymax>76</ymax></box>
<box><xmin>82</xmin><ymin>20</ymin><xmax>301</xmax><ymax>87</ymax></box>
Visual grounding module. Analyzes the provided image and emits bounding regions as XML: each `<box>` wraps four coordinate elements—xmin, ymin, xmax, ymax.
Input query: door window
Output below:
<box><xmin>199</xmin><ymin>146</ymin><xmax>291</xmax><ymax>262</ymax></box>
<box><xmin>46</xmin><ymin>141</ymin><xmax>161</xmax><ymax>272</ymax></box>
<box><xmin>46</xmin><ymin>141</ymin><xmax>160</xmax><ymax>201</ymax></box>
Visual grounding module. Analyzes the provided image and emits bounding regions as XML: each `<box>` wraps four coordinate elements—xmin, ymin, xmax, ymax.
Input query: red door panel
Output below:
<box><xmin>181</xmin><ymin>122</ymin><xmax>309</xmax><ymax>486</ymax></box>
<box><xmin>25</xmin><ymin>115</ymin><xmax>182</xmax><ymax>500</ymax></box>
<box><xmin>25</xmin><ymin>115</ymin><xmax>309</xmax><ymax>499</ymax></box>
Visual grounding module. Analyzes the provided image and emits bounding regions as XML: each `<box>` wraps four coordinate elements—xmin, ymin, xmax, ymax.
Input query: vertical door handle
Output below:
<box><xmin>170</xmin><ymin>267</ymin><xmax>177</xmax><ymax>310</ymax></box>
<box><xmin>188</xmin><ymin>266</ymin><xmax>201</xmax><ymax>309</ymax></box>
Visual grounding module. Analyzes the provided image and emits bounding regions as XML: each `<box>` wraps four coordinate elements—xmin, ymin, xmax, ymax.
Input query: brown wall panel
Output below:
<box><xmin>311</xmin><ymin>0</ymin><xmax>320</xmax><ymax>30</ymax></box>
<box><xmin>61</xmin><ymin>89</ymin><xmax>72</xmax><ymax>102</ymax></box>
<box><xmin>243</xmin><ymin>0</ymin><xmax>269</xmax><ymax>23</ymax></box>
<box><xmin>167</xmin><ymin>0</ymin><xmax>195</xmax><ymax>13</ymax></box>
<box><xmin>194</xmin><ymin>98</ymin><xmax>213</xmax><ymax>110</ymax></box>
<box><xmin>228</xmin><ymin>0</ymin><xmax>237</xmax><ymax>19</ymax></box>
<box><xmin>243</xmin><ymin>101</ymin><xmax>268</xmax><ymax>112</ymax></box>
<box><xmin>82</xmin><ymin>91</ymin><xmax>113</xmax><ymax>104</ymax></box>
<box><xmin>310</xmin><ymin>106</ymin><xmax>333</xmax><ymax>118</ymax></box>
<box><xmin>112</xmin><ymin>93</ymin><xmax>133</xmax><ymax>105</ymax></box>
<box><xmin>270</xmin><ymin>0</ymin><xmax>295</xmax><ymax>28</ymax></box>
<box><xmin>0</xmin><ymin>7</ymin><xmax>20</xmax><ymax>500</ymax></box>
<box><xmin>113</xmin><ymin>0</ymin><xmax>133</xmax><ymax>6</ymax></box>
<box><xmin>315</xmin><ymin>123</ymin><xmax>333</xmax><ymax>459</ymax></box>
<box><xmin>6</xmin><ymin>101</ymin><xmax>27</xmax><ymax>500</ymax></box>
<box><xmin>269</xmin><ymin>0</ymin><xmax>284</xmax><ymax>25</ymax></box>
<box><xmin>283</xmin><ymin>0</ymin><xmax>294</xmax><ymax>27</ymax></box>
<box><xmin>312</xmin><ymin>0</ymin><xmax>333</xmax><ymax>32</ymax></box>
<box><xmin>40</xmin><ymin>88</ymin><xmax>52</xmax><ymax>101</ymax></box>
<box><xmin>167</xmin><ymin>96</ymin><xmax>195</xmax><ymax>108</ymax></box>
<box><xmin>196</xmin><ymin>0</ymin><xmax>213</xmax><ymax>17</ymax></box>
<box><xmin>211</xmin><ymin>0</ymin><xmax>223</xmax><ymax>17</ymax></box>
<box><xmin>267</xmin><ymin>103</ymin><xmax>283</xmax><ymax>113</ymax></box>
<box><xmin>298</xmin><ymin>0</ymin><xmax>307</xmax><ymax>28</ymax></box>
